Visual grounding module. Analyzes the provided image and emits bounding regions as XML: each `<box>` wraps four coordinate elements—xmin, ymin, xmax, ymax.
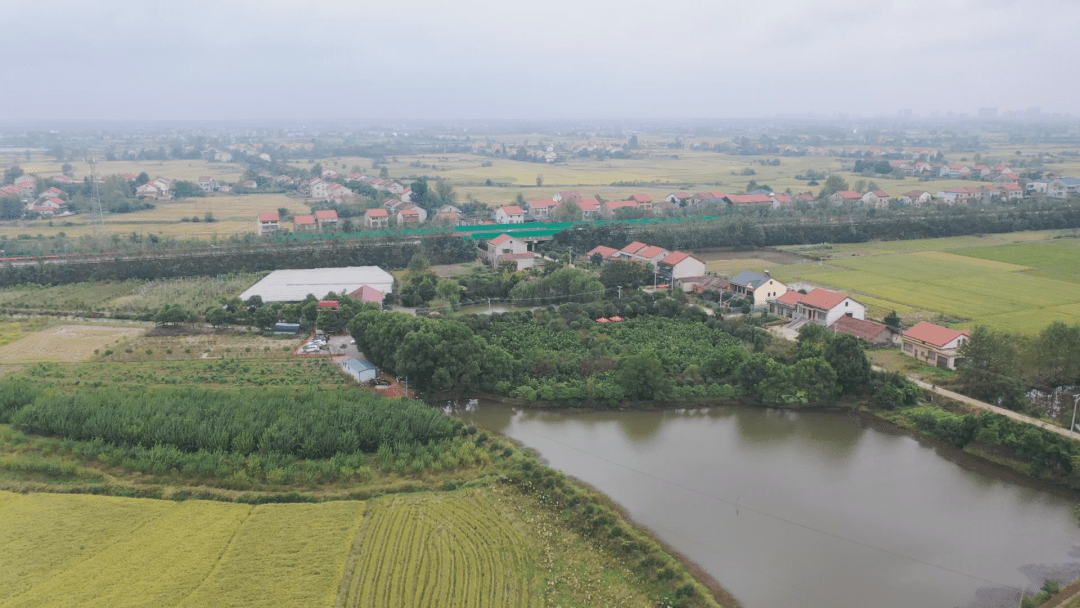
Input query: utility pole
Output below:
<box><xmin>617</xmin><ymin>286</ymin><xmax>621</xmax><ymax>300</ymax></box>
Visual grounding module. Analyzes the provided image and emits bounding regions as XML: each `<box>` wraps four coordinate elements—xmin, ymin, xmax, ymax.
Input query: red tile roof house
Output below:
<box><xmin>627</xmin><ymin>194</ymin><xmax>653</xmax><ymax>211</ymax></box>
<box><xmin>257</xmin><ymin>211</ymin><xmax>280</xmax><ymax>236</ymax></box>
<box><xmin>634</xmin><ymin>245</ymin><xmax>671</xmax><ymax>266</ymax></box>
<box><xmin>292</xmin><ymin>214</ymin><xmax>317</xmax><ymax>231</ymax></box>
<box><xmin>657</xmin><ymin>251</ymin><xmax>707</xmax><ymax>291</ymax></box>
<box><xmin>599</xmin><ymin>200</ymin><xmax>639</xmax><ymax>219</ymax></box>
<box><xmin>494</xmin><ymin>205</ymin><xmax>525</xmax><ymax>224</ymax></box>
<box><xmin>484</xmin><ymin>233</ymin><xmax>529</xmax><ymax>267</ymax></box>
<box><xmin>577</xmin><ymin>198</ymin><xmax>600</xmax><ymax>220</ymax></box>
<box><xmin>315</xmin><ymin>209</ymin><xmax>338</xmax><ymax>230</ymax></box>
<box><xmin>585</xmin><ymin>245</ymin><xmax>618</xmax><ymax>262</ymax></box>
<box><xmin>900</xmin><ymin>322</ymin><xmax>970</xmax><ymax>370</ymax></box>
<box><xmin>526</xmin><ymin>199</ymin><xmax>560</xmax><ymax>219</ymax></box>
<box><xmin>795</xmin><ymin>288</ymin><xmax>866</xmax><ymax>326</ymax></box>
<box><xmin>828</xmin><ymin>190</ymin><xmax>863</xmax><ymax>205</ymax></box>
<box><xmin>614</xmin><ymin>241</ymin><xmax>648</xmax><ymax>260</ymax></box>
<box><xmin>860</xmin><ymin>190</ymin><xmax>891</xmax><ymax>209</ymax></box>
<box><xmin>553</xmin><ymin>191</ymin><xmax>581</xmax><ymax>204</ymax></box>
<box><xmin>828</xmin><ymin>316</ymin><xmax>892</xmax><ymax>345</ymax></box>
<box><xmin>364</xmin><ymin>208</ymin><xmax>389</xmax><ymax>229</ymax></box>
<box><xmin>665</xmin><ymin>192</ymin><xmax>692</xmax><ymax>205</ymax></box>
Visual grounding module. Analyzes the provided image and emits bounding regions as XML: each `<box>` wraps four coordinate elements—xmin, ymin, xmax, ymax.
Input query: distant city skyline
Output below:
<box><xmin>3</xmin><ymin>0</ymin><xmax>1078</xmax><ymax>122</ymax></box>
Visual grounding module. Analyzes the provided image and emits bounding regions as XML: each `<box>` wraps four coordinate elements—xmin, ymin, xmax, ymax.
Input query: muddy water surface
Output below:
<box><xmin>456</xmin><ymin>404</ymin><xmax>1080</xmax><ymax>608</ymax></box>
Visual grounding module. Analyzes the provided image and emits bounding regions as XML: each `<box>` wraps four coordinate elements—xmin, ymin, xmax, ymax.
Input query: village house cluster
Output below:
<box><xmin>0</xmin><ymin>175</ymin><xmax>75</xmax><ymax>218</ymax></box>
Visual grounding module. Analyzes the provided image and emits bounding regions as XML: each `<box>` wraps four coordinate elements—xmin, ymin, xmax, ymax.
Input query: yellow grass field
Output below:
<box><xmin>0</xmin><ymin>324</ymin><xmax>144</xmax><ymax>363</ymax></box>
<box><xmin>0</xmin><ymin>488</ymin><xmax>653</xmax><ymax>608</ymax></box>
<box><xmin>344</xmin><ymin>492</ymin><xmax>536</xmax><ymax>608</ymax></box>
<box><xmin>0</xmin><ymin>491</ymin><xmax>367</xmax><ymax>608</ymax></box>
<box><xmin>176</xmin><ymin>502</ymin><xmax>367</xmax><ymax>608</ymax></box>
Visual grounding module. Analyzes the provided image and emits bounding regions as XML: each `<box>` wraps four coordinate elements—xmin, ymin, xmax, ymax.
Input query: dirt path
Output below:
<box><xmin>872</xmin><ymin>366</ymin><xmax>1080</xmax><ymax>442</ymax></box>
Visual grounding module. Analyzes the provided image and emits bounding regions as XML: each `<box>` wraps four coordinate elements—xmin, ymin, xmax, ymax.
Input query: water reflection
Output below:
<box><xmin>453</xmin><ymin>402</ymin><xmax>1080</xmax><ymax>608</ymax></box>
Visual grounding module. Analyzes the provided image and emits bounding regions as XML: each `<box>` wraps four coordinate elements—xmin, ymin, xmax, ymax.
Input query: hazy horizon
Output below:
<box><xmin>4</xmin><ymin>0</ymin><xmax>1078</xmax><ymax>121</ymax></box>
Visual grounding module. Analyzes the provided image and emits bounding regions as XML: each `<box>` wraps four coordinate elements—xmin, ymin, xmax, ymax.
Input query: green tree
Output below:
<box><xmin>883</xmin><ymin>311</ymin><xmax>901</xmax><ymax>330</ymax></box>
<box><xmin>618</xmin><ymin>350</ymin><xmax>668</xmax><ymax>400</ymax></box>
<box><xmin>135</xmin><ymin>172</ymin><xmax>150</xmax><ymax>186</ymax></box>
<box><xmin>61</xmin><ymin>163</ymin><xmax>73</xmax><ymax>176</ymax></box>
<box><xmin>433</xmin><ymin>178</ymin><xmax>455</xmax><ymax>203</ymax></box>
<box><xmin>821</xmin><ymin>175</ymin><xmax>849</xmax><ymax>197</ymax></box>
<box><xmin>552</xmin><ymin>200</ymin><xmax>583</xmax><ymax>222</ymax></box>
<box><xmin>154</xmin><ymin>304</ymin><xmax>193</xmax><ymax>325</ymax></box>
<box><xmin>1028</xmin><ymin>321</ymin><xmax>1080</xmax><ymax>388</ymax></box>
<box><xmin>4</xmin><ymin>166</ymin><xmax>24</xmax><ymax>184</ymax></box>
<box><xmin>410</xmin><ymin>179</ymin><xmax>429</xmax><ymax>206</ymax></box>
<box><xmin>311</xmin><ymin>163</ymin><xmax>323</xmax><ymax>178</ymax></box>
<box><xmin>435</xmin><ymin>280</ymin><xmax>462</xmax><ymax>311</ymax></box>
<box><xmin>824</xmin><ymin>333</ymin><xmax>871</xmax><ymax>395</ymax></box>
<box><xmin>205</xmin><ymin>306</ymin><xmax>230</xmax><ymax>328</ymax></box>
<box><xmin>599</xmin><ymin>260</ymin><xmax>653</xmax><ymax>289</ymax></box>
<box><xmin>407</xmin><ymin>252</ymin><xmax>431</xmax><ymax>274</ymax></box>
<box><xmin>958</xmin><ymin>325</ymin><xmax>1026</xmax><ymax>409</ymax></box>
<box><xmin>379</xmin><ymin>166</ymin><xmax>389</xmax><ymax>179</ymax></box>
<box><xmin>796</xmin><ymin>323</ymin><xmax>831</xmax><ymax>359</ymax></box>
<box><xmin>172</xmin><ymin>180</ymin><xmax>205</xmax><ymax>198</ymax></box>
<box><xmin>535</xmin><ymin>174</ymin><xmax>543</xmax><ymax>187</ymax></box>
<box><xmin>0</xmin><ymin>195</ymin><xmax>21</xmax><ymax>220</ymax></box>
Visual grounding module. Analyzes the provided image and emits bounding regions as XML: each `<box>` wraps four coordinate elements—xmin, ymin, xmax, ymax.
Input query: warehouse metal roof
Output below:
<box><xmin>239</xmin><ymin>266</ymin><xmax>394</xmax><ymax>303</ymax></box>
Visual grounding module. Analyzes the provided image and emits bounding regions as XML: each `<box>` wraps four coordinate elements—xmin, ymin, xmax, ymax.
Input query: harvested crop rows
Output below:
<box><xmin>344</xmin><ymin>492</ymin><xmax>535</xmax><ymax>608</ymax></box>
<box><xmin>0</xmin><ymin>491</ymin><xmax>367</xmax><ymax>608</ymax></box>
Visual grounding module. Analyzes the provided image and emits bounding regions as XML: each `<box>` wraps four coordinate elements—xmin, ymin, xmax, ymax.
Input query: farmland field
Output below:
<box><xmin>105</xmin><ymin>332</ymin><xmax>301</xmax><ymax>362</ymax></box>
<box><xmin>0</xmin><ymin>488</ymin><xmax>655</xmax><ymax>608</ymax></box>
<box><xmin>21</xmin><ymin>357</ymin><xmax>351</xmax><ymax>389</ymax></box>
<box><xmin>768</xmin><ymin>247</ymin><xmax>1080</xmax><ymax>333</ymax></box>
<box><xmin>0</xmin><ymin>324</ymin><xmax>145</xmax><ymax>363</ymax></box>
<box><xmin>0</xmin><ymin>491</ymin><xmax>366</xmax><ymax>608</ymax></box>
<box><xmin>0</xmin><ymin>193</ymin><xmax>313</xmax><ymax>241</ymax></box>
<box><xmin>0</xmin><ymin>274</ymin><xmax>264</xmax><ymax>315</ymax></box>
<box><xmin>952</xmin><ymin>239</ymin><xmax>1080</xmax><ymax>283</ymax></box>
<box><xmin>344</xmin><ymin>491</ymin><xmax>537</xmax><ymax>608</ymax></box>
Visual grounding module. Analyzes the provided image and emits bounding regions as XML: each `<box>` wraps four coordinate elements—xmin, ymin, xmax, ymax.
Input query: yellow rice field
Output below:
<box><xmin>0</xmin><ymin>491</ymin><xmax>367</xmax><ymax>608</ymax></box>
<box><xmin>0</xmin><ymin>324</ymin><xmax>145</xmax><ymax>363</ymax></box>
<box><xmin>344</xmin><ymin>491</ymin><xmax>537</xmax><ymax>608</ymax></box>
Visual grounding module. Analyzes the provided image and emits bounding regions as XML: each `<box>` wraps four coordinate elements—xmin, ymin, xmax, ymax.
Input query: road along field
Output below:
<box><xmin>0</xmin><ymin>324</ymin><xmax>145</xmax><ymax>363</ymax></box>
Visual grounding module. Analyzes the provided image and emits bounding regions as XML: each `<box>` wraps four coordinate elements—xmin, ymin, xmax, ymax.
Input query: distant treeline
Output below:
<box><xmin>544</xmin><ymin>205</ymin><xmax>1080</xmax><ymax>253</ymax></box>
<box><xmin>0</xmin><ymin>236</ymin><xmax>475</xmax><ymax>287</ymax></box>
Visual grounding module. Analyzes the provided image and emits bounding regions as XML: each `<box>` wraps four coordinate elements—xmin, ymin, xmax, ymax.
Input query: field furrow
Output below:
<box><xmin>345</xmin><ymin>491</ymin><xmax>534</xmax><ymax>608</ymax></box>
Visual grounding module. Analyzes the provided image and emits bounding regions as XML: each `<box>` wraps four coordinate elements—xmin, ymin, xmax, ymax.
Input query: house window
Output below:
<box><xmin>903</xmin><ymin>343</ymin><xmax>913</xmax><ymax>353</ymax></box>
<box><xmin>927</xmin><ymin>352</ymin><xmax>936</xmax><ymax>361</ymax></box>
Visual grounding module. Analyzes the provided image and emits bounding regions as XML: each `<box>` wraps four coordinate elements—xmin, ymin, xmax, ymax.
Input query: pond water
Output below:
<box><xmin>455</xmin><ymin>404</ymin><xmax>1080</xmax><ymax>608</ymax></box>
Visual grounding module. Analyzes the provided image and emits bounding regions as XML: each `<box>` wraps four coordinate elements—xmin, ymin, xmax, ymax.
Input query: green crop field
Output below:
<box><xmin>769</xmin><ymin>247</ymin><xmax>1080</xmax><ymax>333</ymax></box>
<box><xmin>0</xmin><ymin>274</ymin><xmax>264</xmax><ymax>316</ymax></box>
<box><xmin>952</xmin><ymin>239</ymin><xmax>1080</xmax><ymax>282</ymax></box>
<box><xmin>21</xmin><ymin>357</ymin><xmax>352</xmax><ymax>389</ymax></box>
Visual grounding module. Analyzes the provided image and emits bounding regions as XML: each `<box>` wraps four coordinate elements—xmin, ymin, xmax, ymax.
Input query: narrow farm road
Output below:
<box><xmin>876</xmin><ymin>366</ymin><xmax>1080</xmax><ymax>443</ymax></box>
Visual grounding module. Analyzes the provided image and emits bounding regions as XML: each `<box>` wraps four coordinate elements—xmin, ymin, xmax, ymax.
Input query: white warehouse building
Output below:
<box><xmin>239</xmin><ymin>266</ymin><xmax>395</xmax><ymax>303</ymax></box>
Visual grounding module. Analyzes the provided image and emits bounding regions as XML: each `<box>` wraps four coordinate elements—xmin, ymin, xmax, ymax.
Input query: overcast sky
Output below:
<box><xmin>3</xmin><ymin>0</ymin><xmax>1078</xmax><ymax>121</ymax></box>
